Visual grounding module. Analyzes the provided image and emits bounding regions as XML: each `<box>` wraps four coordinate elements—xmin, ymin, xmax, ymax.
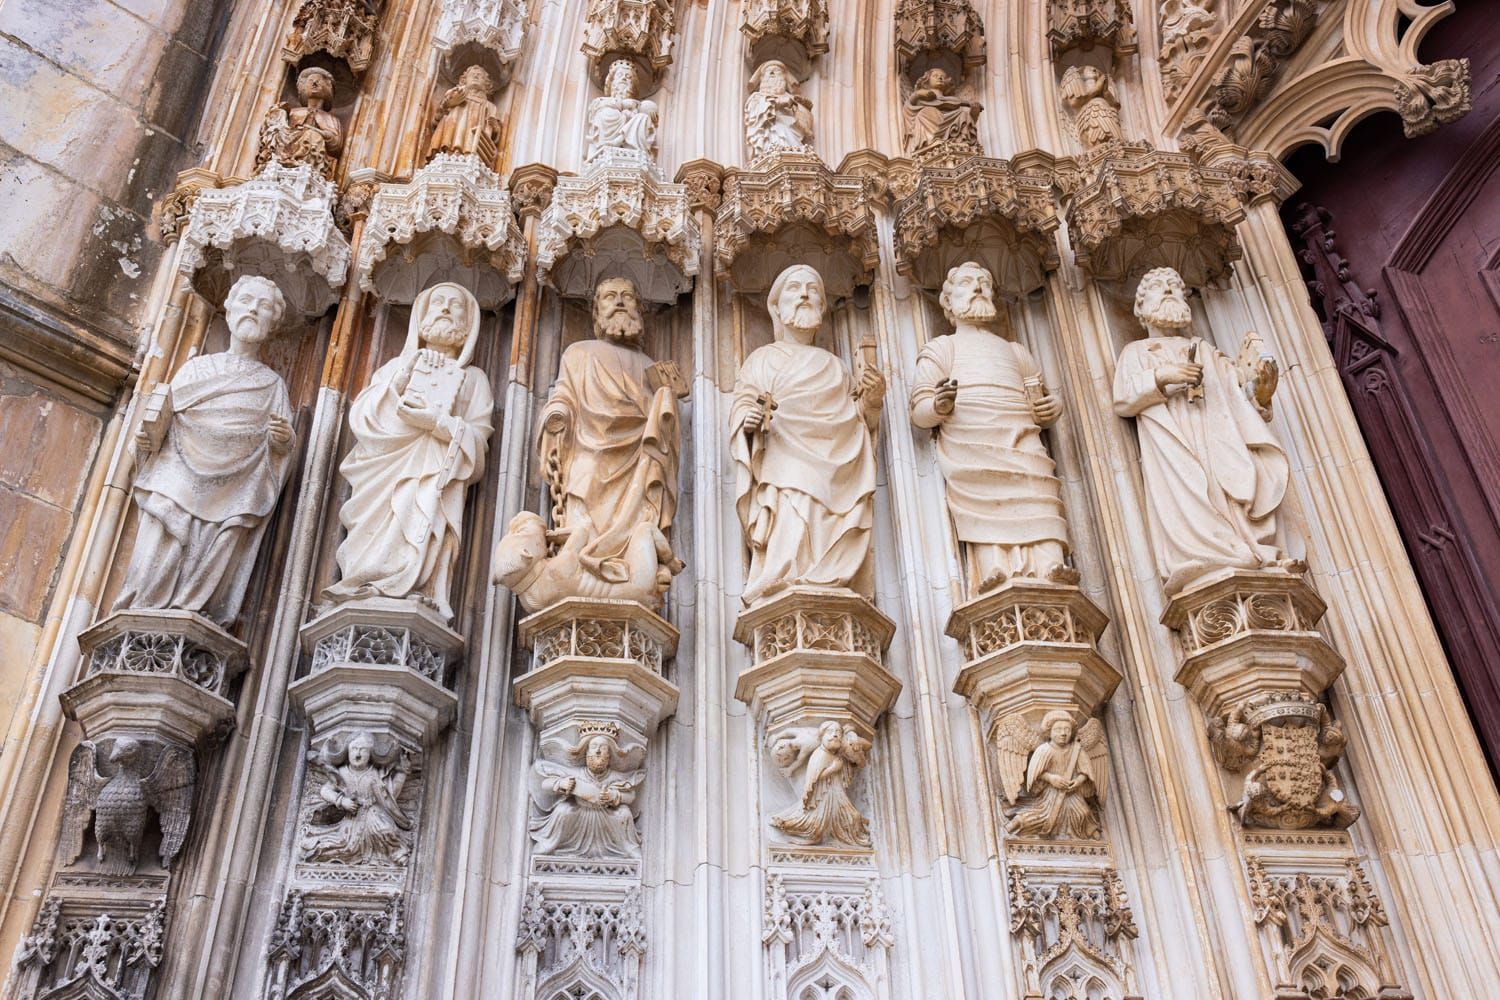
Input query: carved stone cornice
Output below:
<box><xmin>1180</xmin><ymin>114</ymin><xmax>1300</xmax><ymax>207</ymax></box>
<box><xmin>1058</xmin><ymin>142</ymin><xmax>1248</xmax><ymax>287</ymax></box>
<box><xmin>892</xmin><ymin>154</ymin><xmax>1062</xmax><ymax>296</ymax></box>
<box><xmin>894</xmin><ymin>0</ymin><xmax>986</xmax><ymax>83</ymax></box>
<box><xmin>177</xmin><ymin>160</ymin><xmax>351</xmax><ymax>316</ymax></box>
<box><xmin>1048</xmin><ymin>0</ymin><xmax>1136</xmax><ymax>58</ymax></box>
<box><xmin>741</xmin><ymin>0</ymin><xmax>829</xmax><ymax>80</ymax></box>
<box><xmin>715</xmin><ymin>153</ymin><xmax>878</xmax><ymax>296</ymax></box>
<box><xmin>355</xmin><ymin>153</ymin><xmax>525</xmax><ymax>307</ymax></box>
<box><xmin>433</xmin><ymin>0</ymin><xmax>528</xmax><ymax>82</ymax></box>
<box><xmin>675</xmin><ymin>158</ymin><xmax>727</xmax><ymax>214</ymax></box>
<box><xmin>283</xmin><ymin>0</ymin><xmax>381</xmax><ymax>74</ymax></box>
<box><xmin>582</xmin><ymin>0</ymin><xmax>675</xmax><ymax>90</ymax></box>
<box><xmin>536</xmin><ymin>149</ymin><xmax>701</xmax><ymax>303</ymax></box>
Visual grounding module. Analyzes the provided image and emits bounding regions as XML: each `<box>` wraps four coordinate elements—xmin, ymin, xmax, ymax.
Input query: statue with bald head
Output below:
<box><xmin>730</xmin><ymin>264</ymin><xmax>885</xmax><ymax>606</ymax></box>
<box><xmin>116</xmin><ymin>275</ymin><xmax>296</xmax><ymax>627</ymax></box>
<box><xmin>327</xmin><ymin>282</ymin><xmax>494</xmax><ymax>620</ymax></box>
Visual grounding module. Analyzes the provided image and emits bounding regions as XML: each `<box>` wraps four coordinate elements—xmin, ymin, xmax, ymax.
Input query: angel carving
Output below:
<box><xmin>768</xmin><ymin>720</ymin><xmax>873</xmax><ymax>848</ymax></box>
<box><xmin>300</xmin><ymin>731</ymin><xmax>415</xmax><ymax>866</ymax></box>
<box><xmin>529</xmin><ymin>723</ymin><xmax>645</xmax><ymax>859</ymax></box>
<box><xmin>1059</xmin><ymin>65</ymin><xmax>1123</xmax><ymax>152</ymax></box>
<box><xmin>60</xmin><ymin>736</ymin><xmax>195</xmax><ymax>874</ymax></box>
<box><xmin>994</xmin><ymin>710</ymin><xmax>1108</xmax><ymax>840</ymax></box>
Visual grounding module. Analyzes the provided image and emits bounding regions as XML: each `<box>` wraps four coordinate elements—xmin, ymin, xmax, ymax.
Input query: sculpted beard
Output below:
<box><xmin>597</xmin><ymin>305</ymin><xmax>644</xmax><ymax>344</ymax></box>
<box><xmin>778</xmin><ymin>298</ymin><xmax>821</xmax><ymax>332</ymax></box>
<box><xmin>948</xmin><ymin>288</ymin><xmax>997</xmax><ymax>324</ymax></box>
<box><xmin>421</xmin><ymin>313</ymin><xmax>465</xmax><ymax>348</ymax></box>
<box><xmin>1143</xmin><ymin>290</ymin><xmax>1192</xmax><ymax>329</ymax></box>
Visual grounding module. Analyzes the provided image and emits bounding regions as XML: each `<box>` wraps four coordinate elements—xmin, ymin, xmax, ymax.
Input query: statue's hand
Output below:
<box><xmin>267</xmin><ymin>414</ymin><xmax>294</xmax><ymax>452</ymax></box>
<box><xmin>933</xmin><ymin>378</ymin><xmax>958</xmax><ymax>418</ymax></box>
<box><xmin>1251</xmin><ymin>356</ymin><xmax>1279</xmax><ymax>410</ymax></box>
<box><xmin>600</xmin><ymin>787</ymin><xmax>621</xmax><ymax>808</ymax></box>
<box><xmin>133</xmin><ymin>427</ymin><xmax>157</xmax><ymax>458</ymax></box>
<box><xmin>557</xmin><ymin>776</ymin><xmax>576</xmax><ymax>797</ymax></box>
<box><xmin>339</xmin><ymin>795</ymin><xmax>358</xmax><ymax>812</ymax></box>
<box><xmin>1030</xmin><ymin>392</ymin><xmax>1062</xmax><ymax>426</ymax></box>
<box><xmin>857</xmin><ymin>367</ymin><xmax>886</xmax><ymax>409</ymax></box>
<box><xmin>1155</xmin><ymin>362</ymin><xmax>1203</xmax><ymax>395</ymax></box>
<box><xmin>397</xmin><ymin>398</ymin><xmax>441</xmax><ymax>433</ymax></box>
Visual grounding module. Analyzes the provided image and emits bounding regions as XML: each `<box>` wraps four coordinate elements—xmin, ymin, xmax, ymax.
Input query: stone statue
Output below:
<box><xmin>300</xmin><ymin>732</ymin><xmax>415</xmax><ymax>866</ymax></box>
<box><xmin>58</xmin><ymin>737</ymin><xmax>194</xmax><ymax>874</ymax></box>
<box><xmin>744</xmin><ymin>59</ymin><xmax>815</xmax><ymax>164</ymax></box>
<box><xmin>326</xmin><ymin>282</ymin><xmax>494</xmax><ymax>620</ymax></box>
<box><xmin>768</xmin><ymin>721</ymin><xmax>873</xmax><ymax>847</ymax></box>
<box><xmin>586</xmin><ymin>59</ymin><xmax>659</xmax><ymax>163</ymax></box>
<box><xmin>426</xmin><ymin>64</ymin><xmax>504</xmax><ymax>166</ymax></box>
<box><xmin>731</xmin><ymin>264</ymin><xmax>884</xmax><ymax>607</ymax></box>
<box><xmin>528</xmin><ymin>723</ymin><xmax>644</xmax><ymax>859</ymax></box>
<box><xmin>995</xmin><ymin>711</ymin><xmax>1108</xmax><ymax>840</ymax></box>
<box><xmin>493</xmin><ymin>276</ymin><xmax>684</xmax><ymax>613</ymax></box>
<box><xmin>902</xmin><ymin>67</ymin><xmax>983</xmax><ymax>161</ymax></box>
<box><xmin>1112</xmin><ymin>267</ymin><xmax>1291</xmax><ymax>596</ymax></box>
<box><xmin>910</xmin><ymin>262</ymin><xmax>1074</xmax><ymax>593</ymax></box>
<box><xmin>256</xmin><ymin>67</ymin><xmax>344</xmax><ymax>177</ymax></box>
<box><xmin>115</xmin><ymin>275</ymin><xmax>296</xmax><ymax>627</ymax></box>
<box><xmin>1060</xmin><ymin>65</ymin><xmax>1123</xmax><ymax>151</ymax></box>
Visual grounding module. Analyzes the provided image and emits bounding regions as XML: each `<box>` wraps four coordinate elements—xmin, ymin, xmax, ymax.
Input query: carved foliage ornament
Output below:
<box><xmin>582</xmin><ymin>0</ymin><xmax>675</xmax><ymax>81</ymax></box>
<box><xmin>1158</xmin><ymin>0</ymin><xmax>1218</xmax><ymax>103</ymax></box>
<box><xmin>1202</xmin><ymin>0</ymin><xmax>1323</xmax><ymax>133</ymax></box>
<box><xmin>1394</xmin><ymin>58</ymin><xmax>1472</xmax><ymax>138</ymax></box>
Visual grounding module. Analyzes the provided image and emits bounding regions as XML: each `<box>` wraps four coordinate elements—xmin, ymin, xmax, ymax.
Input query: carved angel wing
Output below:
<box><xmin>59</xmin><ymin>742</ymin><xmax>107</xmax><ymax>865</ymax></box>
<box><xmin>143</xmin><ymin>744</ymin><xmax>196</xmax><ymax>867</ymax></box>
<box><xmin>611</xmin><ymin>740</ymin><xmax>647</xmax><ymax>772</ymax></box>
<box><xmin>1078</xmin><ymin>718</ymin><xmax>1109</xmax><ymax>804</ymax></box>
<box><xmin>992</xmin><ymin>715</ymin><xmax>1041</xmax><ymax>805</ymax></box>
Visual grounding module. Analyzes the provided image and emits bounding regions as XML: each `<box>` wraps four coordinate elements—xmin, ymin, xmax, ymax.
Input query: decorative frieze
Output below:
<box><xmin>1048</xmin><ymin>0</ymin><xmax>1136</xmax><ymax>58</ymax></box>
<box><xmin>264</xmin><ymin>890</ymin><xmax>407</xmax><ymax>1000</ymax></box>
<box><xmin>582</xmin><ymin>0</ymin><xmax>675</xmax><ymax>89</ymax></box>
<box><xmin>515</xmin><ymin>882</ymin><xmax>648</xmax><ymax>1000</ymax></box>
<box><xmin>762</xmin><ymin>873</ymin><xmax>893</xmax><ymax>1000</ymax></box>
<box><xmin>894</xmin><ymin>0</ymin><xmax>986</xmax><ymax>82</ymax></box>
<box><xmin>892</xmin><ymin>154</ymin><xmax>1061</xmax><ymax>295</ymax></box>
<box><xmin>1006</xmin><ymin>865</ymin><xmax>1142</xmax><ymax>1000</ymax></box>
<box><xmin>77</xmin><ymin>610</ymin><xmax>245</xmax><ymax>703</ymax></box>
<box><xmin>741</xmin><ymin>0</ymin><xmax>829</xmax><ymax>80</ymax></box>
<box><xmin>283</xmin><ymin>0</ymin><xmax>382</xmax><ymax>74</ymax></box>
<box><xmin>355</xmin><ymin>153</ymin><xmax>525</xmax><ymax>307</ymax></box>
<box><xmin>433</xmin><ymin>0</ymin><xmax>528</xmax><ymax>83</ymax></box>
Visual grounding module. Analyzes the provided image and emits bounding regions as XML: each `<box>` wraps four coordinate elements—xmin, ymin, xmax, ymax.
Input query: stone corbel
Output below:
<box><xmin>894</xmin><ymin>0</ymin><xmax>986</xmax><ymax>85</ymax></box>
<box><xmin>741</xmin><ymin>0</ymin><xmax>830</xmax><ymax>81</ymax></box>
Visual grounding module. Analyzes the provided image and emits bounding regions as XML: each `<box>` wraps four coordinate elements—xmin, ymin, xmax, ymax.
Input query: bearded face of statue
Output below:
<box><xmin>758</xmin><ymin>62</ymin><xmax>789</xmax><ymax>97</ymax></box>
<box><xmin>420</xmin><ymin>285</ymin><xmax>472</xmax><ymax>352</ymax></box>
<box><xmin>1134</xmin><ymin>268</ymin><xmax>1193</xmax><ymax>333</ymax></box>
<box><xmin>593</xmin><ymin>277</ymin><xmax>645</xmax><ymax>346</ymax></box>
<box><xmin>225</xmin><ymin>276</ymin><xmax>285</xmax><ymax>347</ymax></box>
<box><xmin>941</xmin><ymin>263</ymin><xmax>998</xmax><ymax>326</ymax></box>
<box><xmin>606</xmin><ymin>59</ymin><xmax>636</xmax><ymax>99</ymax></box>
<box><xmin>585</xmin><ymin>737</ymin><xmax>613</xmax><ymax>776</ymax></box>
<box><xmin>771</xmin><ymin>266</ymin><xmax>825</xmax><ymax>344</ymax></box>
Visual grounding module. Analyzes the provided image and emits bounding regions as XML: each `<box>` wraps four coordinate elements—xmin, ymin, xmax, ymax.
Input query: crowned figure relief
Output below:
<box><xmin>300</xmin><ymin>731</ymin><xmax>415</xmax><ymax>866</ymax></box>
<box><xmin>326</xmin><ymin>282</ymin><xmax>494</xmax><ymax>620</ymax></box>
<box><xmin>256</xmin><ymin>67</ymin><xmax>344</xmax><ymax>177</ymax></box>
<box><xmin>744</xmin><ymin>59</ymin><xmax>815</xmax><ymax>164</ymax></box>
<box><xmin>528</xmin><ymin>723</ymin><xmax>645</xmax><ymax>859</ymax></box>
<box><xmin>586</xmin><ymin>59</ymin><xmax>659</xmax><ymax>164</ymax></box>
<box><xmin>493</xmin><ymin>276</ymin><xmax>685</xmax><ymax>612</ymax></box>
<box><xmin>731</xmin><ymin>264</ymin><xmax>885</xmax><ymax>607</ymax></box>
<box><xmin>116</xmin><ymin>276</ymin><xmax>296</xmax><ymax>627</ymax></box>
<box><xmin>1112</xmin><ymin>267</ymin><xmax>1292</xmax><ymax>596</ymax></box>
<box><xmin>426</xmin><ymin>64</ymin><xmax>504</xmax><ymax>167</ymax></box>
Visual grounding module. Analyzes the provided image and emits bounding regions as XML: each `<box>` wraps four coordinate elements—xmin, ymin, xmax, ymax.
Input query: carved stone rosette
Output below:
<box><xmin>283</xmin><ymin>0</ymin><xmax>381</xmax><ymax>74</ymax></box>
<box><xmin>354</xmin><ymin>153</ymin><xmax>525</xmax><ymax>307</ymax></box>
<box><xmin>894</xmin><ymin>0</ymin><xmax>986</xmax><ymax>83</ymax></box>
<box><xmin>582</xmin><ymin>0</ymin><xmax>675</xmax><ymax>90</ymax></box>
<box><xmin>1048</xmin><ymin>0</ymin><xmax>1137</xmax><ymax>58</ymax></box>
<box><xmin>177</xmin><ymin>160</ymin><xmax>351</xmax><ymax>317</ymax></box>
<box><xmin>1005</xmin><ymin>863</ymin><xmax>1143</xmax><ymax>1000</ymax></box>
<box><xmin>536</xmin><ymin>149</ymin><xmax>702</xmax><ymax>304</ymax></box>
<box><xmin>741</xmin><ymin>0</ymin><xmax>829</xmax><ymax>81</ymax></box>
<box><xmin>1058</xmin><ymin>142</ymin><xmax>1248</xmax><ymax>287</ymax></box>
<box><xmin>433</xmin><ymin>0</ymin><xmax>528</xmax><ymax>84</ymax></box>
<box><xmin>892</xmin><ymin>154</ymin><xmax>1063</xmax><ymax>296</ymax></box>
<box><xmin>715</xmin><ymin>154</ymin><xmax>879</xmax><ymax>297</ymax></box>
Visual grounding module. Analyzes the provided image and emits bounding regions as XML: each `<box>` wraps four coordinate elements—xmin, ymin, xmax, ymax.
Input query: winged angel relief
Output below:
<box><xmin>769</xmin><ymin>721</ymin><xmax>873</xmax><ymax>848</ymax></box>
<box><xmin>995</xmin><ymin>710</ymin><xmax>1109</xmax><ymax>840</ymax></box>
<box><xmin>60</xmin><ymin>737</ymin><xmax>195</xmax><ymax>874</ymax></box>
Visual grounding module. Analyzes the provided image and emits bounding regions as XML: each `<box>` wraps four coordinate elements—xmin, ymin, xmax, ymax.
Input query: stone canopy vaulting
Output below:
<box><xmin>6</xmin><ymin>1</ymin><xmax>1500</xmax><ymax>998</ymax></box>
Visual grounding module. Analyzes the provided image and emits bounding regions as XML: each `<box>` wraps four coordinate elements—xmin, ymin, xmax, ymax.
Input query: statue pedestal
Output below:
<box><xmin>1163</xmin><ymin>566</ymin><xmax>1344</xmax><ymax>719</ymax></box>
<box><xmin>513</xmin><ymin>598</ymin><xmax>680</xmax><ymax>746</ymax></box>
<box><xmin>62</xmin><ymin>609</ymin><xmax>245</xmax><ymax>746</ymax></box>
<box><xmin>949</xmin><ymin>580</ymin><xmax>1119</xmax><ymax>734</ymax></box>
<box><xmin>290</xmin><ymin>598</ymin><xmax>463</xmax><ymax>748</ymax></box>
<box><xmin>733</xmin><ymin>587</ymin><xmax>899</xmax><ymax>738</ymax></box>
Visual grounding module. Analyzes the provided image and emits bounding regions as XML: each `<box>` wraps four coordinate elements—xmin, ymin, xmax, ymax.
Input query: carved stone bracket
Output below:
<box><xmin>675</xmin><ymin>158</ymin><xmax>726</xmax><ymax>214</ymax></box>
<box><xmin>1058</xmin><ymin>142</ymin><xmax>1249</xmax><ymax>287</ymax></box>
<box><xmin>536</xmin><ymin>149</ymin><xmax>701</xmax><ymax>303</ymax></box>
<box><xmin>893</xmin><ymin>153</ymin><xmax>1063</xmax><ymax>296</ymax></box>
<box><xmin>514</xmin><ymin>598</ymin><xmax>680</xmax><ymax>748</ymax></box>
<box><xmin>433</xmin><ymin>0</ymin><xmax>528</xmax><ymax>84</ymax></box>
<box><xmin>176</xmin><ymin>160</ymin><xmax>351</xmax><ymax>316</ymax></box>
<box><xmin>1048</xmin><ymin>0</ymin><xmax>1136</xmax><ymax>59</ymax></box>
<box><xmin>14</xmin><ymin>893</ymin><xmax>168</xmax><ymax>1000</ymax></box>
<box><xmin>355</xmin><ymin>152</ymin><xmax>525</xmax><ymax>307</ymax></box>
<box><xmin>291</xmin><ymin>598</ymin><xmax>464</xmax><ymax>749</ymax></box>
<box><xmin>1394</xmin><ymin>58</ymin><xmax>1472</xmax><ymax>138</ymax></box>
<box><xmin>715</xmin><ymin>154</ymin><xmax>878</xmax><ymax>297</ymax></box>
<box><xmin>283</xmin><ymin>0</ymin><xmax>382</xmax><ymax>74</ymax></box>
<box><xmin>741</xmin><ymin>0</ymin><xmax>829</xmax><ymax>81</ymax></box>
<box><xmin>264</xmin><ymin>889</ymin><xmax>407</xmax><ymax>1000</ymax></box>
<box><xmin>582</xmin><ymin>0</ymin><xmax>675</xmax><ymax>91</ymax></box>
<box><xmin>1005</xmin><ymin>862</ymin><xmax>1143</xmax><ymax>1000</ymax></box>
<box><xmin>894</xmin><ymin>0</ymin><xmax>986</xmax><ymax>83</ymax></box>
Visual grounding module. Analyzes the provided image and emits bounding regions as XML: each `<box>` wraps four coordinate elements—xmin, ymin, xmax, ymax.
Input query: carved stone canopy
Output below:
<box><xmin>283</xmin><ymin>0</ymin><xmax>382</xmax><ymax>75</ymax></box>
<box><xmin>581</xmin><ymin>0</ymin><xmax>676</xmax><ymax>93</ymax></box>
<box><xmin>893</xmin><ymin>154</ymin><xmax>1063</xmax><ymax>297</ymax></box>
<box><xmin>536</xmin><ymin>150</ymin><xmax>701</xmax><ymax>304</ymax></box>
<box><xmin>1048</xmin><ymin>0</ymin><xmax>1137</xmax><ymax>59</ymax></box>
<box><xmin>715</xmin><ymin>154</ymin><xmax>879</xmax><ymax>297</ymax></box>
<box><xmin>741</xmin><ymin>0</ymin><xmax>830</xmax><ymax>81</ymax></box>
<box><xmin>177</xmin><ymin>161</ymin><xmax>352</xmax><ymax>316</ymax></box>
<box><xmin>894</xmin><ymin>0</ymin><xmax>987</xmax><ymax>83</ymax></box>
<box><xmin>433</xmin><ymin>0</ymin><xmax>528</xmax><ymax>85</ymax></box>
<box><xmin>1058</xmin><ymin>142</ymin><xmax>1250</xmax><ymax>287</ymax></box>
<box><xmin>355</xmin><ymin>154</ymin><xmax>525</xmax><ymax>307</ymax></box>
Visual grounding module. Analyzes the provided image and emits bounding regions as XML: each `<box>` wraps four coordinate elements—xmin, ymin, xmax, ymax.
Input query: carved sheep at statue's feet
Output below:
<box><xmin>493</xmin><ymin>511</ymin><xmax>678</xmax><ymax>613</ymax></box>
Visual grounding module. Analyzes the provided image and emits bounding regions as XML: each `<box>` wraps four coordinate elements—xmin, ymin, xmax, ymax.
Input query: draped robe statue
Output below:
<box><xmin>326</xmin><ymin>282</ymin><xmax>494</xmax><ymax>620</ymax></box>
<box><xmin>731</xmin><ymin>264</ymin><xmax>885</xmax><ymax>607</ymax></box>
<box><xmin>528</xmin><ymin>728</ymin><xmax>643</xmax><ymax>859</ymax></box>
<box><xmin>300</xmin><ymin>732</ymin><xmax>413</xmax><ymax>866</ymax></box>
<box><xmin>585</xmin><ymin>59</ymin><xmax>659</xmax><ymax>163</ymax></box>
<box><xmin>1060</xmin><ymin>65</ymin><xmax>1123</xmax><ymax>151</ymax></box>
<box><xmin>256</xmin><ymin>67</ymin><xmax>343</xmax><ymax>178</ymax></box>
<box><xmin>911</xmin><ymin>263</ymin><xmax>1073</xmax><ymax>593</ymax></box>
<box><xmin>426</xmin><ymin>64</ymin><xmax>503</xmax><ymax>166</ymax></box>
<box><xmin>1112</xmin><ymin>267</ymin><xmax>1290</xmax><ymax>596</ymax></box>
<box><xmin>744</xmin><ymin>59</ymin><xmax>815</xmax><ymax>164</ymax></box>
<box><xmin>903</xmin><ymin>67</ymin><xmax>983</xmax><ymax>161</ymax></box>
<box><xmin>116</xmin><ymin>276</ymin><xmax>295</xmax><ymax>627</ymax></box>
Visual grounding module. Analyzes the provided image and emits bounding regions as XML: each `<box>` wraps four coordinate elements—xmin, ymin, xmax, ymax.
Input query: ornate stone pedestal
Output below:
<box><xmin>176</xmin><ymin>160</ymin><xmax>351</xmax><ymax>316</ymax></box>
<box><xmin>1005</xmin><ymin>859</ymin><xmax>1142</xmax><ymax>1000</ymax></box>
